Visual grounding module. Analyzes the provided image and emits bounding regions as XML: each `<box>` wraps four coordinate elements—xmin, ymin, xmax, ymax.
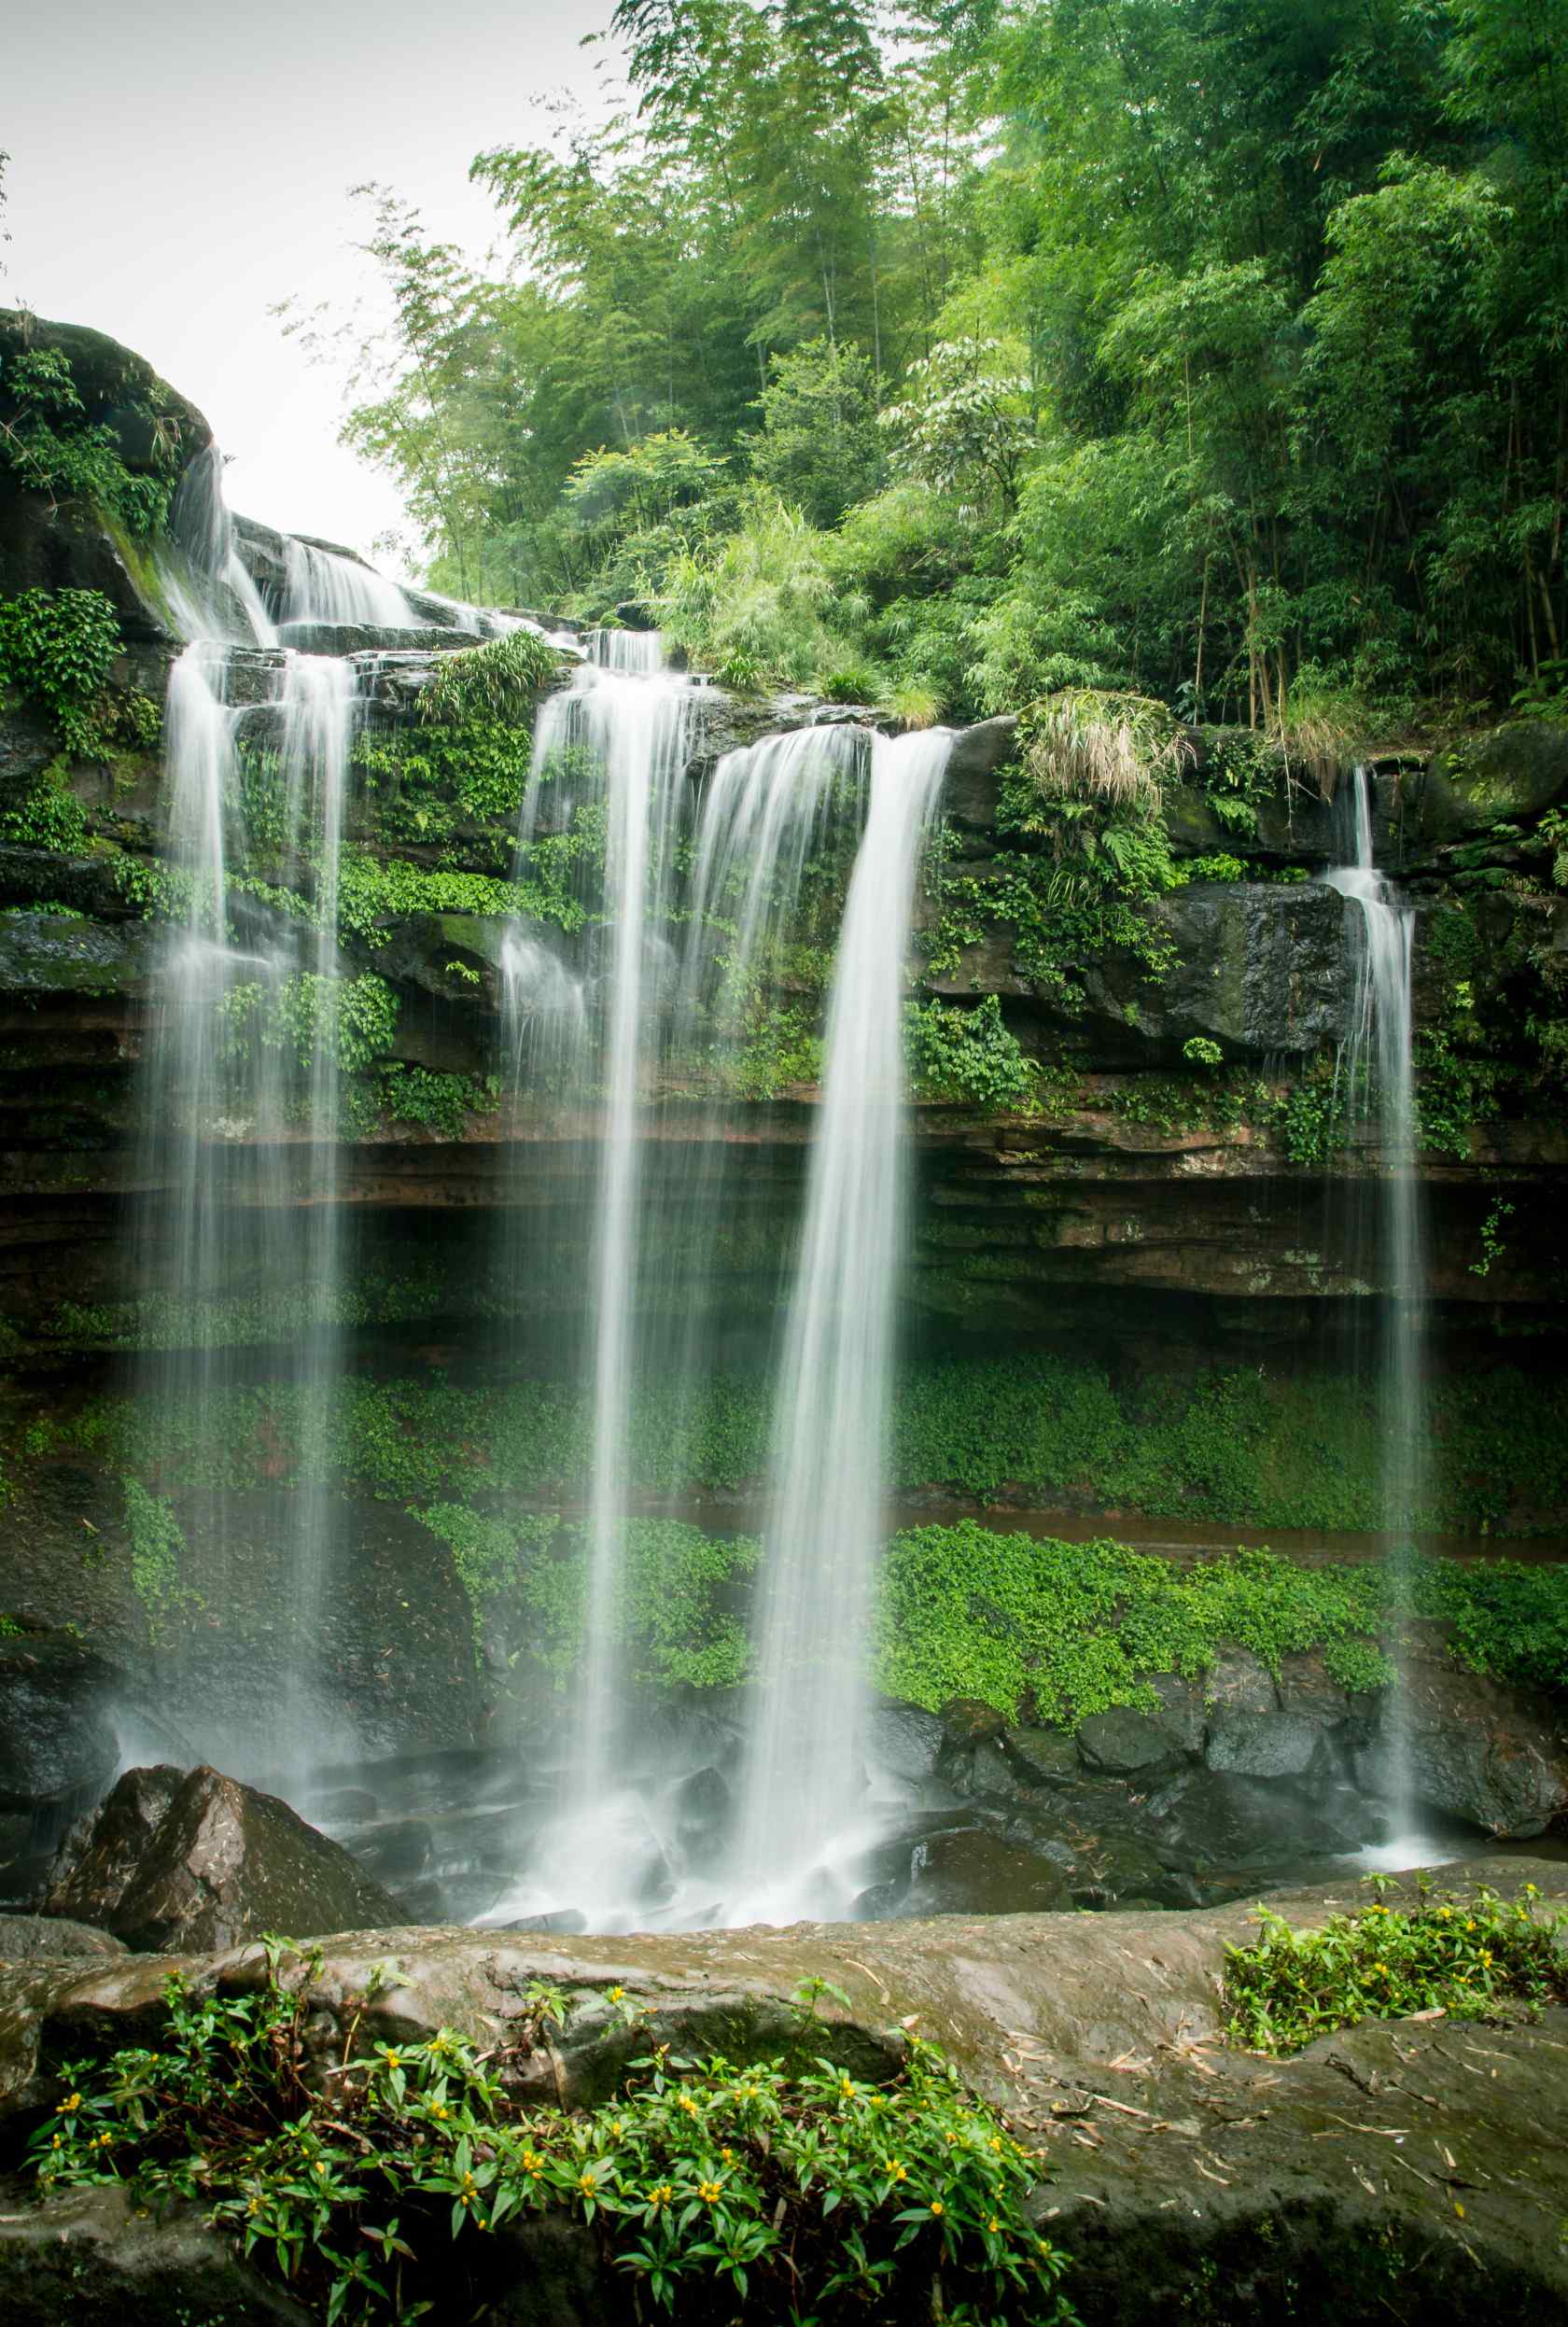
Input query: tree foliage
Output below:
<box><xmin>330</xmin><ymin>0</ymin><xmax>1568</xmax><ymax>720</ymax></box>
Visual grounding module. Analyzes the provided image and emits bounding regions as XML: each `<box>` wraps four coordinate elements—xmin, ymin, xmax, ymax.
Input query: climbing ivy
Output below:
<box><xmin>0</xmin><ymin>586</ymin><xmax>120</xmax><ymax>757</ymax></box>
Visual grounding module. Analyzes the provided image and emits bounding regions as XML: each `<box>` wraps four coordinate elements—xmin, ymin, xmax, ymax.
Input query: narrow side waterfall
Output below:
<box><xmin>133</xmin><ymin>639</ymin><xmax>357</xmax><ymax>1777</ymax></box>
<box><xmin>1323</xmin><ymin>765</ymin><xmax>1427</xmax><ymax>1836</ymax></box>
<box><xmin>733</xmin><ymin>729</ymin><xmax>952</xmax><ymax>1920</ymax></box>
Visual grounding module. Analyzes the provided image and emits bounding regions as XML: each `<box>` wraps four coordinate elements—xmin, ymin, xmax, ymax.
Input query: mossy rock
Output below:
<box><xmin>1421</xmin><ymin>720</ymin><xmax>1568</xmax><ymax>837</ymax></box>
<box><xmin>0</xmin><ymin>911</ymin><xmax>151</xmax><ymax>995</ymax></box>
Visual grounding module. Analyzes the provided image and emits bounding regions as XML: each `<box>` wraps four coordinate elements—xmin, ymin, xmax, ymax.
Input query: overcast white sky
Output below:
<box><xmin>6</xmin><ymin>0</ymin><xmax>620</xmax><ymax>574</ymax></box>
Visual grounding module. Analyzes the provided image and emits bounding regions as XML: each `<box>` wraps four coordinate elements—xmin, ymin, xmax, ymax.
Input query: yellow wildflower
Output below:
<box><xmin>608</xmin><ymin>1985</ymin><xmax>624</xmax><ymax>2004</ymax></box>
<box><xmin>1480</xmin><ymin>1950</ymin><xmax>1493</xmax><ymax>1968</ymax></box>
<box><xmin>930</xmin><ymin>2199</ymin><xmax>945</xmax><ymax>2218</ymax></box>
<box><xmin>698</xmin><ymin>2179</ymin><xmax>723</xmax><ymax>2205</ymax></box>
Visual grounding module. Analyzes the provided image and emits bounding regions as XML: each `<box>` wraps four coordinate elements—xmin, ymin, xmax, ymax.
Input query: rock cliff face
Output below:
<box><xmin>1</xmin><ymin>315</ymin><xmax>1566</xmax><ymax>1797</ymax></box>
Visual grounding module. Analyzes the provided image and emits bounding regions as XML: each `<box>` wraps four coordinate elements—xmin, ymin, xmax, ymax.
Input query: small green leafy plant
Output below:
<box><xmin>418</xmin><ymin>630</ymin><xmax>561</xmax><ymax>725</ymax></box>
<box><xmin>0</xmin><ymin>586</ymin><xmax>120</xmax><ymax>756</ymax></box>
<box><xmin>1225</xmin><ymin>1879</ymin><xmax>1567</xmax><ymax>2054</ymax></box>
<box><xmin>29</xmin><ymin>1952</ymin><xmax>1074</xmax><ymax>2324</ymax></box>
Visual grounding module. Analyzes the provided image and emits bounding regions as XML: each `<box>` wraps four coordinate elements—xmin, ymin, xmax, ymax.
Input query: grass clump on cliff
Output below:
<box><xmin>1225</xmin><ymin>1879</ymin><xmax>1568</xmax><ymax>2054</ymax></box>
<box><xmin>31</xmin><ymin>1950</ymin><xmax>1072</xmax><ymax>2324</ymax></box>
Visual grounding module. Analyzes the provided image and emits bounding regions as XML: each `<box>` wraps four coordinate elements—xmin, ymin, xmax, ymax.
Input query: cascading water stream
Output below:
<box><xmin>506</xmin><ymin>633</ymin><xmax>698</xmax><ymax>1824</ymax></box>
<box><xmin>1323</xmin><ymin>765</ymin><xmax>1427</xmax><ymax>1842</ymax></box>
<box><xmin>491</xmin><ymin>694</ymin><xmax>949</xmax><ymax>1930</ymax></box>
<box><xmin>132</xmin><ymin>634</ymin><xmax>357</xmax><ymax>1778</ymax></box>
<box><xmin>729</xmin><ymin>729</ymin><xmax>952</xmax><ymax>1922</ymax></box>
<box><xmin>281</xmin><ymin>538</ymin><xmax>417</xmax><ymax>631</ymax></box>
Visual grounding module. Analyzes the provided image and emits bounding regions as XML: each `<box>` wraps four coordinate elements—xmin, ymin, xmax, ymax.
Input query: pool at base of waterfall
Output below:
<box><xmin>279</xmin><ymin>1705</ymin><xmax>1478</xmax><ymax>1938</ymax></box>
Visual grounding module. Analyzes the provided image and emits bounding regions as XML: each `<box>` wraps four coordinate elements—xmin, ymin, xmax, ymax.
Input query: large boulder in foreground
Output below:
<box><xmin>42</xmin><ymin>1765</ymin><xmax>405</xmax><ymax>1951</ymax></box>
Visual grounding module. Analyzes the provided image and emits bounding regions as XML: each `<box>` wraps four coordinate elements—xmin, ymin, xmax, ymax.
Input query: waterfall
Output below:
<box><xmin>731</xmin><ymin>729</ymin><xmax>952</xmax><ymax>1922</ymax></box>
<box><xmin>507</xmin><ymin>635</ymin><xmax>699</xmax><ymax>1810</ymax></box>
<box><xmin>158</xmin><ymin>447</ymin><xmax>278</xmax><ymax>647</ymax></box>
<box><xmin>132</xmin><ymin>639</ymin><xmax>357</xmax><ymax>1777</ymax></box>
<box><xmin>588</xmin><ymin>627</ymin><xmax>664</xmax><ymax>675</ymax></box>
<box><xmin>282</xmin><ymin>537</ymin><xmax>417</xmax><ymax>631</ymax></box>
<box><xmin>1323</xmin><ymin>765</ymin><xmax>1427</xmax><ymax>1839</ymax></box>
<box><xmin>492</xmin><ymin>691</ymin><xmax>948</xmax><ymax>1930</ymax></box>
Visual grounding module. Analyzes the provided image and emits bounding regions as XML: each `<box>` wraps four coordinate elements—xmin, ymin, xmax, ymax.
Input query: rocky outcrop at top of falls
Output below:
<box><xmin>1</xmin><ymin>1855</ymin><xmax>1566</xmax><ymax>2323</ymax></box>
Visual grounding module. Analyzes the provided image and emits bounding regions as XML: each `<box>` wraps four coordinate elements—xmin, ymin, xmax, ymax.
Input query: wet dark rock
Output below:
<box><xmin>0</xmin><ymin>705</ymin><xmax>62</xmax><ymax>791</ymax></box>
<box><xmin>0</xmin><ymin>844</ymin><xmax>141</xmax><ymax>922</ymax></box>
<box><xmin>0</xmin><ymin>2182</ymin><xmax>315</xmax><ymax>2324</ymax></box>
<box><xmin>0</xmin><ymin>1633</ymin><xmax>121</xmax><ymax>1813</ymax></box>
<box><xmin>277</xmin><ymin>621</ymin><xmax>469</xmax><ymax>657</ymax></box>
<box><xmin>1002</xmin><ymin>1725</ymin><xmax>1083</xmax><ymax>1787</ymax></box>
<box><xmin>939</xmin><ymin>1699</ymin><xmax>1010</xmax><ymax>1749</ymax></box>
<box><xmin>0</xmin><ymin>912</ymin><xmax>153</xmax><ymax>1000</ymax></box>
<box><xmin>1144</xmin><ymin>1672</ymin><xmax>1208</xmax><ymax>1753</ymax></box>
<box><xmin>1276</xmin><ymin>1650</ymin><xmax>1356</xmax><ymax>1723</ymax></box>
<box><xmin>1141</xmin><ymin>1767</ymin><xmax>1364</xmax><ymax>1869</ymax></box>
<box><xmin>670</xmin><ymin>1762</ymin><xmax>730</xmax><ymax>1845</ymax></box>
<box><xmin>346</xmin><ymin>1817</ymin><xmax>433</xmax><ymax>1885</ymax></box>
<box><xmin>1084</xmin><ymin>882</ymin><xmax>1351</xmax><ymax>1056</ymax></box>
<box><xmin>941</xmin><ymin>716</ymin><xmax>1019</xmax><ymax>831</ymax></box>
<box><xmin>1355</xmin><ymin>1649</ymin><xmax>1568</xmax><ymax>1839</ymax></box>
<box><xmin>0</xmin><ymin>1915</ymin><xmax>126</xmax><ymax>1960</ymax></box>
<box><xmin>1076</xmin><ymin>1707</ymin><xmax>1190</xmax><ymax>1778</ymax></box>
<box><xmin>1418</xmin><ymin>720</ymin><xmax>1568</xmax><ymax>839</ymax></box>
<box><xmin>43</xmin><ymin>1765</ymin><xmax>405</xmax><ymax>1951</ymax></box>
<box><xmin>965</xmin><ymin>1738</ymin><xmax>1029</xmax><ymax>1801</ymax></box>
<box><xmin>904</xmin><ymin>1827</ymin><xmax>1072</xmax><ymax>1916</ymax></box>
<box><xmin>1201</xmin><ymin>1644</ymin><xmax>1279</xmax><ymax>1715</ymax></box>
<box><xmin>42</xmin><ymin>1764</ymin><xmax>183</xmax><ymax>1913</ymax></box>
<box><xmin>1205</xmin><ymin>1708</ymin><xmax>1331</xmax><ymax>1780</ymax></box>
<box><xmin>866</xmin><ymin>1703</ymin><xmax>946</xmax><ymax>1783</ymax></box>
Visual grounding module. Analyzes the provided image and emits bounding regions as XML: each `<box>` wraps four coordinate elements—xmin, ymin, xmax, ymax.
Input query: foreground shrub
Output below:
<box><xmin>30</xmin><ymin>1952</ymin><xmax>1073</xmax><ymax>2324</ymax></box>
<box><xmin>1225</xmin><ymin>1879</ymin><xmax>1567</xmax><ymax>2054</ymax></box>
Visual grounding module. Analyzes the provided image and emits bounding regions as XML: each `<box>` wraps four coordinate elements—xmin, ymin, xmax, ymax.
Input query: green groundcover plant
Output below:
<box><xmin>1225</xmin><ymin>1878</ymin><xmax>1567</xmax><ymax>2054</ymax></box>
<box><xmin>29</xmin><ymin>1949</ymin><xmax>1075</xmax><ymax>2325</ymax></box>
